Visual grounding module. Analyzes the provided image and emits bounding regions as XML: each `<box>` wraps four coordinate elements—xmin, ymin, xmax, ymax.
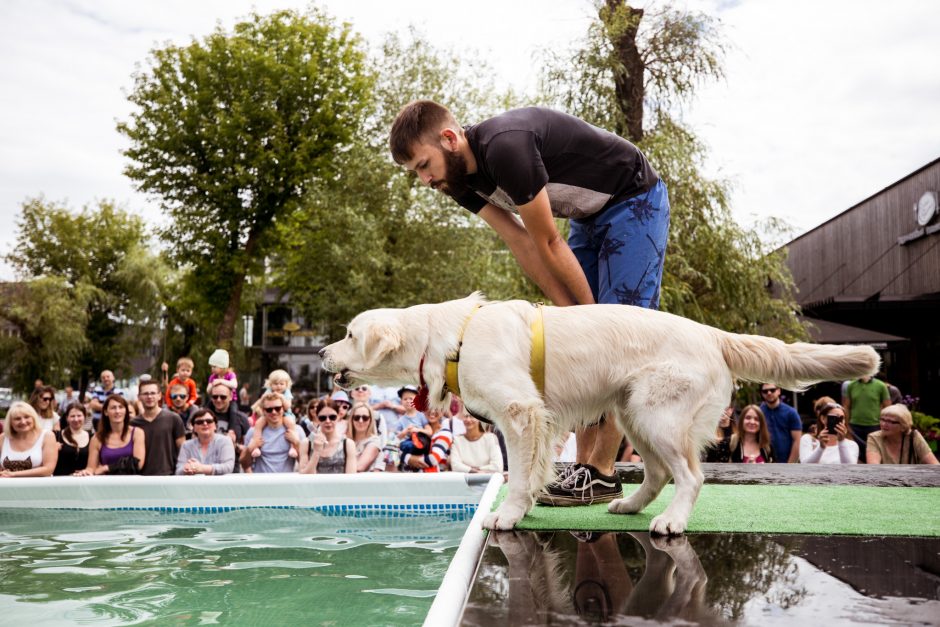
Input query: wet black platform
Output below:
<box><xmin>461</xmin><ymin>464</ymin><xmax>940</xmax><ymax>625</ymax></box>
<box><xmin>462</xmin><ymin>531</ymin><xmax>940</xmax><ymax>626</ymax></box>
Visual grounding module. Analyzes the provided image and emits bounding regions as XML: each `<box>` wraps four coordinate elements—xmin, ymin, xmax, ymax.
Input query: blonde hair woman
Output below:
<box><xmin>0</xmin><ymin>401</ymin><xmax>58</xmax><ymax>477</ymax></box>
<box><xmin>348</xmin><ymin>402</ymin><xmax>381</xmax><ymax>472</ymax></box>
<box><xmin>729</xmin><ymin>405</ymin><xmax>774</xmax><ymax>463</ymax></box>
<box><xmin>866</xmin><ymin>404</ymin><xmax>939</xmax><ymax>465</ymax></box>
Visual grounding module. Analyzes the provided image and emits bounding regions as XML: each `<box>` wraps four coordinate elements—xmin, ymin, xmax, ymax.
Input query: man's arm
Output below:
<box><xmin>787</xmin><ymin>429</ymin><xmax>802</xmax><ymax>463</ymax></box>
<box><xmin>478</xmin><ymin>194</ymin><xmax>592</xmax><ymax>306</ymax></box>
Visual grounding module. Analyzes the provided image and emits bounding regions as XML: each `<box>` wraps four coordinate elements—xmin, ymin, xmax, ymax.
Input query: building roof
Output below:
<box><xmin>783</xmin><ymin>155</ymin><xmax>940</xmax><ymax>249</ymax></box>
<box><xmin>800</xmin><ymin>316</ymin><xmax>907</xmax><ymax>345</ymax></box>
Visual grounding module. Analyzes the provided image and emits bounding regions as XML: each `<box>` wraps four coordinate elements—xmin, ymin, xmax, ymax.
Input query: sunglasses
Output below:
<box><xmin>262</xmin><ymin>406</ymin><xmax>284</xmax><ymax>414</ymax></box>
<box><xmin>352</xmin><ymin>414</ymin><xmax>371</xmax><ymax>422</ymax></box>
<box><xmin>41</xmin><ymin>396</ymin><xmax>53</xmax><ymax>402</ymax></box>
<box><xmin>192</xmin><ymin>418</ymin><xmax>214</xmax><ymax>426</ymax></box>
<box><xmin>760</xmin><ymin>388</ymin><xmax>779</xmax><ymax>394</ymax></box>
<box><xmin>211</xmin><ymin>394</ymin><xmax>229</xmax><ymax>401</ymax></box>
<box><xmin>318</xmin><ymin>413</ymin><xmax>338</xmax><ymax>421</ymax></box>
<box><xmin>354</xmin><ymin>386</ymin><xmax>369</xmax><ymax>392</ymax></box>
<box><xmin>879</xmin><ymin>416</ymin><xmax>901</xmax><ymax>425</ymax></box>
<box><xmin>170</xmin><ymin>393</ymin><xmax>188</xmax><ymax>400</ymax></box>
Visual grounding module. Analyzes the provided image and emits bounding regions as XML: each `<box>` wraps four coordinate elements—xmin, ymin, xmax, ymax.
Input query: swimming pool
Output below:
<box><xmin>0</xmin><ymin>474</ymin><xmax>496</xmax><ymax>625</ymax></box>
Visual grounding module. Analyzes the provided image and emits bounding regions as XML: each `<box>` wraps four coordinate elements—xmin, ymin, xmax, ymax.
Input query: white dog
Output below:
<box><xmin>320</xmin><ymin>293</ymin><xmax>878</xmax><ymax>535</ymax></box>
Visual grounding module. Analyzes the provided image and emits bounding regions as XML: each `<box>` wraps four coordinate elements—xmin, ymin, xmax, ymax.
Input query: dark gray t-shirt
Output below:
<box><xmin>131</xmin><ymin>410</ymin><xmax>185</xmax><ymax>476</ymax></box>
<box><xmin>455</xmin><ymin>107</ymin><xmax>659</xmax><ymax>219</ymax></box>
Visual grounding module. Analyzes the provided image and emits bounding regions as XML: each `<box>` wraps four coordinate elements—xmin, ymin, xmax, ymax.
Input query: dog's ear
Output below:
<box><xmin>362</xmin><ymin>320</ymin><xmax>404</xmax><ymax>368</ymax></box>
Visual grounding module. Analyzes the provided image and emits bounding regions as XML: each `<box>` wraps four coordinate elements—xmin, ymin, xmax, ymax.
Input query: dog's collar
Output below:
<box><xmin>415</xmin><ymin>355</ymin><xmax>431</xmax><ymax>413</ymax></box>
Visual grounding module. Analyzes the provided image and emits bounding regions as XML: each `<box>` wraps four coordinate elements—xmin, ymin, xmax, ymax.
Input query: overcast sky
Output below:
<box><xmin>1</xmin><ymin>0</ymin><xmax>937</xmax><ymax>279</ymax></box>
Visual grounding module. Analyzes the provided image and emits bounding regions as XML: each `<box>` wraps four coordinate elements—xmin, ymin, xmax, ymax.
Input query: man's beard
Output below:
<box><xmin>439</xmin><ymin>148</ymin><xmax>471</xmax><ymax>198</ymax></box>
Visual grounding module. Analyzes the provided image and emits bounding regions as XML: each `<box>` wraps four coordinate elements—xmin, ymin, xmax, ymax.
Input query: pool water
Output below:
<box><xmin>464</xmin><ymin>531</ymin><xmax>940</xmax><ymax>626</ymax></box>
<box><xmin>0</xmin><ymin>508</ymin><xmax>471</xmax><ymax>625</ymax></box>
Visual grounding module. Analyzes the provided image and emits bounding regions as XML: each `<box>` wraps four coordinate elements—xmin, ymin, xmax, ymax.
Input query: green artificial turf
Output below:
<box><xmin>494</xmin><ymin>484</ymin><xmax>940</xmax><ymax>536</ymax></box>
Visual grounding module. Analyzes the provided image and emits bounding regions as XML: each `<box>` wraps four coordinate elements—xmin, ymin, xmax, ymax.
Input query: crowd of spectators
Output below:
<box><xmin>0</xmin><ymin>351</ymin><xmax>510</xmax><ymax>478</ymax></box>
<box><xmin>1</xmin><ymin>359</ymin><xmax>936</xmax><ymax>479</ymax></box>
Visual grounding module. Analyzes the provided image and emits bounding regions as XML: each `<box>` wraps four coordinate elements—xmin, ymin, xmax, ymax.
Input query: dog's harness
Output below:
<box><xmin>415</xmin><ymin>303</ymin><xmax>546</xmax><ymax>423</ymax></box>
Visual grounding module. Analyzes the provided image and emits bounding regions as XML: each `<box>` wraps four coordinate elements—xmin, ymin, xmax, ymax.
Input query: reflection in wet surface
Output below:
<box><xmin>463</xmin><ymin>531</ymin><xmax>940</xmax><ymax>626</ymax></box>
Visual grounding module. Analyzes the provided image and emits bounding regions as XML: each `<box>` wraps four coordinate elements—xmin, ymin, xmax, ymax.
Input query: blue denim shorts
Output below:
<box><xmin>568</xmin><ymin>179</ymin><xmax>670</xmax><ymax>309</ymax></box>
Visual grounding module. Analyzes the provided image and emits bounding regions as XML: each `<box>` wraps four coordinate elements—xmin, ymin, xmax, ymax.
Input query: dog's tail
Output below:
<box><xmin>717</xmin><ymin>331</ymin><xmax>880</xmax><ymax>391</ymax></box>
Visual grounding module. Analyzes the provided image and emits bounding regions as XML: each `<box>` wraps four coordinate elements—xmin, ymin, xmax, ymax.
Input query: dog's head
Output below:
<box><xmin>320</xmin><ymin>307</ymin><xmax>421</xmax><ymax>389</ymax></box>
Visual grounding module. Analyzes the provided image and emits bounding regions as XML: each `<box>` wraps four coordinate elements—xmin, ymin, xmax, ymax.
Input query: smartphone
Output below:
<box><xmin>826</xmin><ymin>415</ymin><xmax>842</xmax><ymax>433</ymax></box>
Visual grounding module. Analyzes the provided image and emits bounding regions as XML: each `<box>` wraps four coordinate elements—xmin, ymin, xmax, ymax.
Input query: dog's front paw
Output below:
<box><xmin>608</xmin><ymin>495</ymin><xmax>645</xmax><ymax>514</ymax></box>
<box><xmin>649</xmin><ymin>513</ymin><xmax>687</xmax><ymax>536</ymax></box>
<box><xmin>482</xmin><ymin>503</ymin><xmax>526</xmax><ymax>530</ymax></box>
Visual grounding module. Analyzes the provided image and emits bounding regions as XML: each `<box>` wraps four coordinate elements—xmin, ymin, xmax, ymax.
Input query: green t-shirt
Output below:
<box><xmin>847</xmin><ymin>378</ymin><xmax>889</xmax><ymax>426</ymax></box>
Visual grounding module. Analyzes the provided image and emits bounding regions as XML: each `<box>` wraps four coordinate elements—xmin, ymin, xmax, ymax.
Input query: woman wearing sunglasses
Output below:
<box><xmin>29</xmin><ymin>385</ymin><xmax>60</xmax><ymax>433</ymax></box>
<box><xmin>800</xmin><ymin>400</ymin><xmax>858</xmax><ymax>464</ymax></box>
<box><xmin>300</xmin><ymin>397</ymin><xmax>356</xmax><ymax>474</ymax></box>
<box><xmin>349</xmin><ymin>402</ymin><xmax>382</xmax><ymax>472</ymax></box>
<box><xmin>866</xmin><ymin>404</ymin><xmax>939</xmax><ymax>465</ymax></box>
<box><xmin>175</xmin><ymin>408</ymin><xmax>236</xmax><ymax>475</ymax></box>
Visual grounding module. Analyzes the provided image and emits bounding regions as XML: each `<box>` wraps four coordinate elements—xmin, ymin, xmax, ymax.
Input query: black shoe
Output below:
<box><xmin>537</xmin><ymin>464</ymin><xmax>622</xmax><ymax>506</ymax></box>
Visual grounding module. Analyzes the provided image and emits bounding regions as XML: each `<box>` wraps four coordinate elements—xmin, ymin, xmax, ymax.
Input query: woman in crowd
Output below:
<box><xmin>349</xmin><ymin>402</ymin><xmax>382</xmax><ymax>472</ymax></box>
<box><xmin>299</xmin><ymin>398</ymin><xmax>319</xmax><ymax>436</ymax></box>
<box><xmin>176</xmin><ymin>408</ymin><xmax>236</xmax><ymax>475</ymax></box>
<box><xmin>300</xmin><ymin>398</ymin><xmax>356</xmax><ymax>474</ymax></box>
<box><xmin>450</xmin><ymin>413</ymin><xmax>502</xmax><ymax>473</ymax></box>
<box><xmin>0</xmin><ymin>402</ymin><xmax>57</xmax><ymax>477</ymax></box>
<box><xmin>800</xmin><ymin>399</ymin><xmax>858</xmax><ymax>464</ymax></box>
<box><xmin>29</xmin><ymin>385</ymin><xmax>60</xmax><ymax>432</ymax></box>
<box><xmin>729</xmin><ymin>404</ymin><xmax>774</xmax><ymax>463</ymax></box>
<box><xmin>54</xmin><ymin>402</ymin><xmax>93</xmax><ymax>475</ymax></box>
<box><xmin>403</xmin><ymin>407</ymin><xmax>454</xmax><ymax>472</ymax></box>
<box><xmin>74</xmin><ymin>395</ymin><xmax>145</xmax><ymax>476</ymax></box>
<box><xmin>867</xmin><ymin>404</ymin><xmax>939</xmax><ymax>465</ymax></box>
<box><xmin>703</xmin><ymin>404</ymin><xmax>736</xmax><ymax>462</ymax></box>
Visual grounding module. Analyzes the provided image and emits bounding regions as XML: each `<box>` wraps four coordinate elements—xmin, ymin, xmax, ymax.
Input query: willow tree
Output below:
<box><xmin>118</xmin><ymin>9</ymin><xmax>372</xmax><ymax>348</ymax></box>
<box><xmin>2</xmin><ymin>198</ymin><xmax>165</xmax><ymax>393</ymax></box>
<box><xmin>540</xmin><ymin>1</ymin><xmax>804</xmax><ymax>340</ymax></box>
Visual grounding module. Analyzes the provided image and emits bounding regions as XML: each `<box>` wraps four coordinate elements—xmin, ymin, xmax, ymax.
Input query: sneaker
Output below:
<box><xmin>544</xmin><ymin>463</ymin><xmax>582</xmax><ymax>489</ymax></box>
<box><xmin>569</xmin><ymin>531</ymin><xmax>599</xmax><ymax>543</ymax></box>
<box><xmin>537</xmin><ymin>464</ymin><xmax>622</xmax><ymax>506</ymax></box>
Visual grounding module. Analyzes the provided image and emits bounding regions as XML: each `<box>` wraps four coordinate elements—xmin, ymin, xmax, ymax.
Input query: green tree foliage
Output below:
<box><xmin>0</xmin><ymin>278</ymin><xmax>90</xmax><ymax>393</ymax></box>
<box><xmin>272</xmin><ymin>31</ymin><xmax>539</xmax><ymax>340</ymax></box>
<box><xmin>2</xmin><ymin>198</ymin><xmax>165</xmax><ymax>393</ymax></box>
<box><xmin>118</xmin><ymin>8</ymin><xmax>373</xmax><ymax>348</ymax></box>
<box><xmin>540</xmin><ymin>1</ymin><xmax>805</xmax><ymax>340</ymax></box>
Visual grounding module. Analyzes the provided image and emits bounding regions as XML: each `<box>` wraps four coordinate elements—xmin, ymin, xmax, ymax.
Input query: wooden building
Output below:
<box><xmin>784</xmin><ymin>157</ymin><xmax>940</xmax><ymax>413</ymax></box>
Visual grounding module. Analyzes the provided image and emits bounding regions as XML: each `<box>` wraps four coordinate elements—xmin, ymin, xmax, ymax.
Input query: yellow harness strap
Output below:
<box><xmin>530</xmin><ymin>303</ymin><xmax>546</xmax><ymax>398</ymax></box>
<box><xmin>444</xmin><ymin>305</ymin><xmax>481</xmax><ymax>399</ymax></box>
<box><xmin>444</xmin><ymin>302</ymin><xmax>546</xmax><ymax>400</ymax></box>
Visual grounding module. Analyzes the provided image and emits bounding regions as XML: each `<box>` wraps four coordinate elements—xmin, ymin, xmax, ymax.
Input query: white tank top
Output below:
<box><xmin>1</xmin><ymin>432</ymin><xmax>45</xmax><ymax>471</ymax></box>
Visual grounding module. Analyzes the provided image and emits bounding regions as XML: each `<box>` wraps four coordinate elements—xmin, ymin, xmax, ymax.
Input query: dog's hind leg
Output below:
<box><xmin>482</xmin><ymin>399</ymin><xmax>555</xmax><ymax>531</ymax></box>
<box><xmin>608</xmin><ymin>439</ymin><xmax>670</xmax><ymax>515</ymax></box>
